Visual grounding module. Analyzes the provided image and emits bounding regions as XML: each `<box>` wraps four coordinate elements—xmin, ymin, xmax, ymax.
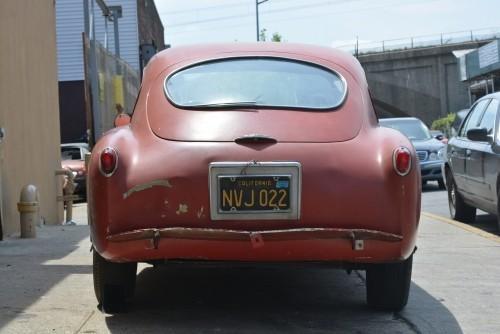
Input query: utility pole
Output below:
<box><xmin>256</xmin><ymin>0</ymin><xmax>269</xmax><ymax>41</ymax></box>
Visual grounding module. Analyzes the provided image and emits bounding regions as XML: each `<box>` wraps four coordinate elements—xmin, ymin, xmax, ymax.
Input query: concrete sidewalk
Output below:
<box><xmin>0</xmin><ymin>210</ymin><xmax>499</xmax><ymax>333</ymax></box>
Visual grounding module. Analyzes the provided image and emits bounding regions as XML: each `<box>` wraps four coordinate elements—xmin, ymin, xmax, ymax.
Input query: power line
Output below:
<box><xmin>167</xmin><ymin>0</ymin><xmax>362</xmax><ymax>28</ymax></box>
<box><xmin>166</xmin><ymin>0</ymin><xmax>439</xmax><ymax>35</ymax></box>
<box><xmin>159</xmin><ymin>0</ymin><xmax>291</xmax><ymax>16</ymax></box>
<box><xmin>159</xmin><ymin>0</ymin><xmax>250</xmax><ymax>15</ymax></box>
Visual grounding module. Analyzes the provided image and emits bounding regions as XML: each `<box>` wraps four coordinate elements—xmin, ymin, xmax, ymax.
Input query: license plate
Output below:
<box><xmin>209</xmin><ymin>162</ymin><xmax>301</xmax><ymax>220</ymax></box>
<box><xmin>218</xmin><ymin>175</ymin><xmax>291</xmax><ymax>212</ymax></box>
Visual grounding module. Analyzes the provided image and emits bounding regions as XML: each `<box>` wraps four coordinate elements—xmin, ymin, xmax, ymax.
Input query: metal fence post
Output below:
<box><xmin>112</xmin><ymin>8</ymin><xmax>120</xmax><ymax>58</ymax></box>
<box><xmin>89</xmin><ymin>0</ymin><xmax>102</xmax><ymax>142</ymax></box>
<box><xmin>83</xmin><ymin>0</ymin><xmax>89</xmax><ymax>36</ymax></box>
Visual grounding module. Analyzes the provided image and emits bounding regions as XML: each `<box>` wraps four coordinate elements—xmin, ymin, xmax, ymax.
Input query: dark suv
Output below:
<box><xmin>380</xmin><ymin>117</ymin><xmax>445</xmax><ymax>188</ymax></box>
<box><xmin>443</xmin><ymin>93</ymin><xmax>500</xmax><ymax>230</ymax></box>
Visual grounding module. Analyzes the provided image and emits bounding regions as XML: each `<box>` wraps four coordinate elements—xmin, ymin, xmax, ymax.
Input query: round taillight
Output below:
<box><xmin>99</xmin><ymin>148</ymin><xmax>118</xmax><ymax>177</ymax></box>
<box><xmin>393</xmin><ymin>147</ymin><xmax>412</xmax><ymax>176</ymax></box>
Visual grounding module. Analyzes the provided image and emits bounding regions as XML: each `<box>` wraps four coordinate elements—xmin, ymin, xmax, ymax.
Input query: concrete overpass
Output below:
<box><xmin>357</xmin><ymin>41</ymin><xmax>492</xmax><ymax>125</ymax></box>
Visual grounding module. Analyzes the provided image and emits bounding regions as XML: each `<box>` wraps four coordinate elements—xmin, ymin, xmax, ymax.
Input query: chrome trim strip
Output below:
<box><xmin>416</xmin><ymin>150</ymin><xmax>428</xmax><ymax>162</ymax></box>
<box><xmin>106</xmin><ymin>227</ymin><xmax>403</xmax><ymax>243</ymax></box>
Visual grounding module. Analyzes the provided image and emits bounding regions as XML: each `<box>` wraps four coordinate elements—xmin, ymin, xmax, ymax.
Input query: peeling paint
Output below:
<box><xmin>176</xmin><ymin>204</ymin><xmax>189</xmax><ymax>215</ymax></box>
<box><xmin>123</xmin><ymin>179</ymin><xmax>172</xmax><ymax>199</ymax></box>
<box><xmin>197</xmin><ymin>206</ymin><xmax>204</xmax><ymax>219</ymax></box>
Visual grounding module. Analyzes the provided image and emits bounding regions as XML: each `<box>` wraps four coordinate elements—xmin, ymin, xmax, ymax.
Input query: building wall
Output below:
<box><xmin>55</xmin><ymin>0</ymin><xmax>86</xmax><ymax>81</ymax></box>
<box><xmin>0</xmin><ymin>0</ymin><xmax>64</xmax><ymax>237</ymax></box>
<box><xmin>56</xmin><ymin>0</ymin><xmax>140</xmax><ymax>82</ymax></box>
<box><xmin>137</xmin><ymin>0</ymin><xmax>165</xmax><ymax>50</ymax></box>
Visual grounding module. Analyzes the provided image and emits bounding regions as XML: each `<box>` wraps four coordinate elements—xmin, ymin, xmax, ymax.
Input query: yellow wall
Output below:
<box><xmin>0</xmin><ymin>0</ymin><xmax>64</xmax><ymax>236</ymax></box>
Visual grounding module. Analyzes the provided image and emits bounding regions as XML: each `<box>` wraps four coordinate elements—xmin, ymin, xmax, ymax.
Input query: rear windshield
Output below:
<box><xmin>380</xmin><ymin>119</ymin><xmax>432</xmax><ymax>141</ymax></box>
<box><xmin>164</xmin><ymin>58</ymin><xmax>346</xmax><ymax>110</ymax></box>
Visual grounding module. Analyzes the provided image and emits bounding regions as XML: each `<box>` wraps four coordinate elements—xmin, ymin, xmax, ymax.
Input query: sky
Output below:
<box><xmin>154</xmin><ymin>0</ymin><xmax>500</xmax><ymax>51</ymax></box>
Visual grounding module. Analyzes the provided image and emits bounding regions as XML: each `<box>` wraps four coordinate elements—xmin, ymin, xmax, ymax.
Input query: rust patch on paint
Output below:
<box><xmin>123</xmin><ymin>179</ymin><xmax>172</xmax><ymax>199</ymax></box>
<box><xmin>197</xmin><ymin>206</ymin><xmax>204</xmax><ymax>219</ymax></box>
<box><xmin>176</xmin><ymin>204</ymin><xmax>188</xmax><ymax>215</ymax></box>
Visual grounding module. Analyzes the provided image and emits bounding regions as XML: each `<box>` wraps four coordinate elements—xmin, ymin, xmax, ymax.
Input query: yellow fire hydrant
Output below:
<box><xmin>17</xmin><ymin>184</ymin><xmax>39</xmax><ymax>238</ymax></box>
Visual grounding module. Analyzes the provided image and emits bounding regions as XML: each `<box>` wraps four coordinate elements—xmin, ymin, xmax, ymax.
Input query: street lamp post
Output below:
<box><xmin>256</xmin><ymin>0</ymin><xmax>269</xmax><ymax>41</ymax></box>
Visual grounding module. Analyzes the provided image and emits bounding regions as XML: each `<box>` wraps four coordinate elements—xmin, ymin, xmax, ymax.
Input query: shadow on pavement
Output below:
<box><xmin>422</xmin><ymin>182</ymin><xmax>499</xmax><ymax>235</ymax></box>
<box><xmin>0</xmin><ymin>226</ymin><xmax>91</xmax><ymax>331</ymax></box>
<box><xmin>105</xmin><ymin>264</ymin><xmax>463</xmax><ymax>333</ymax></box>
<box><xmin>422</xmin><ymin>181</ymin><xmax>445</xmax><ymax>193</ymax></box>
<box><xmin>472</xmin><ymin>212</ymin><xmax>499</xmax><ymax>235</ymax></box>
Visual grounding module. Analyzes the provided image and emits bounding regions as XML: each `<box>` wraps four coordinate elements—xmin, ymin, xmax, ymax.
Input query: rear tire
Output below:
<box><xmin>446</xmin><ymin>172</ymin><xmax>476</xmax><ymax>223</ymax></box>
<box><xmin>93</xmin><ymin>250</ymin><xmax>137</xmax><ymax>313</ymax></box>
<box><xmin>366</xmin><ymin>255</ymin><xmax>413</xmax><ymax>311</ymax></box>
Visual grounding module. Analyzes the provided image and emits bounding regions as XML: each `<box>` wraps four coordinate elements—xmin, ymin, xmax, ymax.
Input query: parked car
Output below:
<box><xmin>443</xmin><ymin>93</ymin><xmax>500</xmax><ymax>230</ymax></box>
<box><xmin>430</xmin><ymin>130</ymin><xmax>448</xmax><ymax>144</ymax></box>
<box><xmin>380</xmin><ymin>117</ymin><xmax>446</xmax><ymax>188</ymax></box>
<box><xmin>88</xmin><ymin>43</ymin><xmax>420</xmax><ymax>312</ymax></box>
<box><xmin>61</xmin><ymin>143</ymin><xmax>89</xmax><ymax>199</ymax></box>
<box><xmin>450</xmin><ymin>109</ymin><xmax>470</xmax><ymax>137</ymax></box>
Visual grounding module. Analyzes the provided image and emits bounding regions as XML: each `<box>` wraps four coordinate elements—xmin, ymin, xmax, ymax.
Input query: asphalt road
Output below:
<box><xmin>1</xmin><ymin>188</ymin><xmax>500</xmax><ymax>333</ymax></box>
<box><xmin>422</xmin><ymin>181</ymin><xmax>499</xmax><ymax>234</ymax></box>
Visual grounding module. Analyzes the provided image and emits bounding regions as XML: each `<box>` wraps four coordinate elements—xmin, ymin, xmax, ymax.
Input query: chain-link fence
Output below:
<box><xmin>336</xmin><ymin>27</ymin><xmax>500</xmax><ymax>55</ymax></box>
<box><xmin>83</xmin><ymin>34</ymin><xmax>140</xmax><ymax>145</ymax></box>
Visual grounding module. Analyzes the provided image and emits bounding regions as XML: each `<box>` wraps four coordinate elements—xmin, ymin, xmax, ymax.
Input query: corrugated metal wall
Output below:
<box><xmin>56</xmin><ymin>0</ymin><xmax>140</xmax><ymax>82</ymax></box>
<box><xmin>56</xmin><ymin>0</ymin><xmax>85</xmax><ymax>81</ymax></box>
<box><xmin>94</xmin><ymin>0</ymin><xmax>140</xmax><ymax>71</ymax></box>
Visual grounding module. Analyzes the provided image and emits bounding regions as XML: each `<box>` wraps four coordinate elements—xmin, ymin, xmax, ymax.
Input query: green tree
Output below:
<box><xmin>259</xmin><ymin>28</ymin><xmax>267</xmax><ymax>42</ymax></box>
<box><xmin>259</xmin><ymin>29</ymin><xmax>284</xmax><ymax>42</ymax></box>
<box><xmin>271</xmin><ymin>32</ymin><xmax>282</xmax><ymax>42</ymax></box>
<box><xmin>431</xmin><ymin>113</ymin><xmax>456</xmax><ymax>136</ymax></box>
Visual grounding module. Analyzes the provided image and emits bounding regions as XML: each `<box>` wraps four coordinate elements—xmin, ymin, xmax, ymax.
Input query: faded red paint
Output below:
<box><xmin>89</xmin><ymin>43</ymin><xmax>420</xmax><ymax>264</ymax></box>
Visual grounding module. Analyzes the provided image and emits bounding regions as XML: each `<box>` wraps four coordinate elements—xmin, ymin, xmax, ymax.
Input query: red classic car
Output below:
<box><xmin>61</xmin><ymin>143</ymin><xmax>89</xmax><ymax>199</ymax></box>
<box><xmin>89</xmin><ymin>43</ymin><xmax>420</xmax><ymax>312</ymax></box>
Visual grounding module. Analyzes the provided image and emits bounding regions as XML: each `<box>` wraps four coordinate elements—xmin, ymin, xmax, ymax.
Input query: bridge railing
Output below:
<box><xmin>336</xmin><ymin>27</ymin><xmax>500</xmax><ymax>55</ymax></box>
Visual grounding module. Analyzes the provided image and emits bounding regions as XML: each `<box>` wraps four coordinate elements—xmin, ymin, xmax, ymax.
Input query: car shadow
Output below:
<box><xmin>421</xmin><ymin>182</ymin><xmax>499</xmax><ymax>235</ymax></box>
<box><xmin>471</xmin><ymin>212</ymin><xmax>499</xmax><ymax>235</ymax></box>
<box><xmin>105</xmin><ymin>264</ymin><xmax>463</xmax><ymax>333</ymax></box>
<box><xmin>422</xmin><ymin>181</ymin><xmax>445</xmax><ymax>193</ymax></box>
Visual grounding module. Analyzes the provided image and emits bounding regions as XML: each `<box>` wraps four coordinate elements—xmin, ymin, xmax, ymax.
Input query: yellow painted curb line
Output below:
<box><xmin>421</xmin><ymin>211</ymin><xmax>500</xmax><ymax>244</ymax></box>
